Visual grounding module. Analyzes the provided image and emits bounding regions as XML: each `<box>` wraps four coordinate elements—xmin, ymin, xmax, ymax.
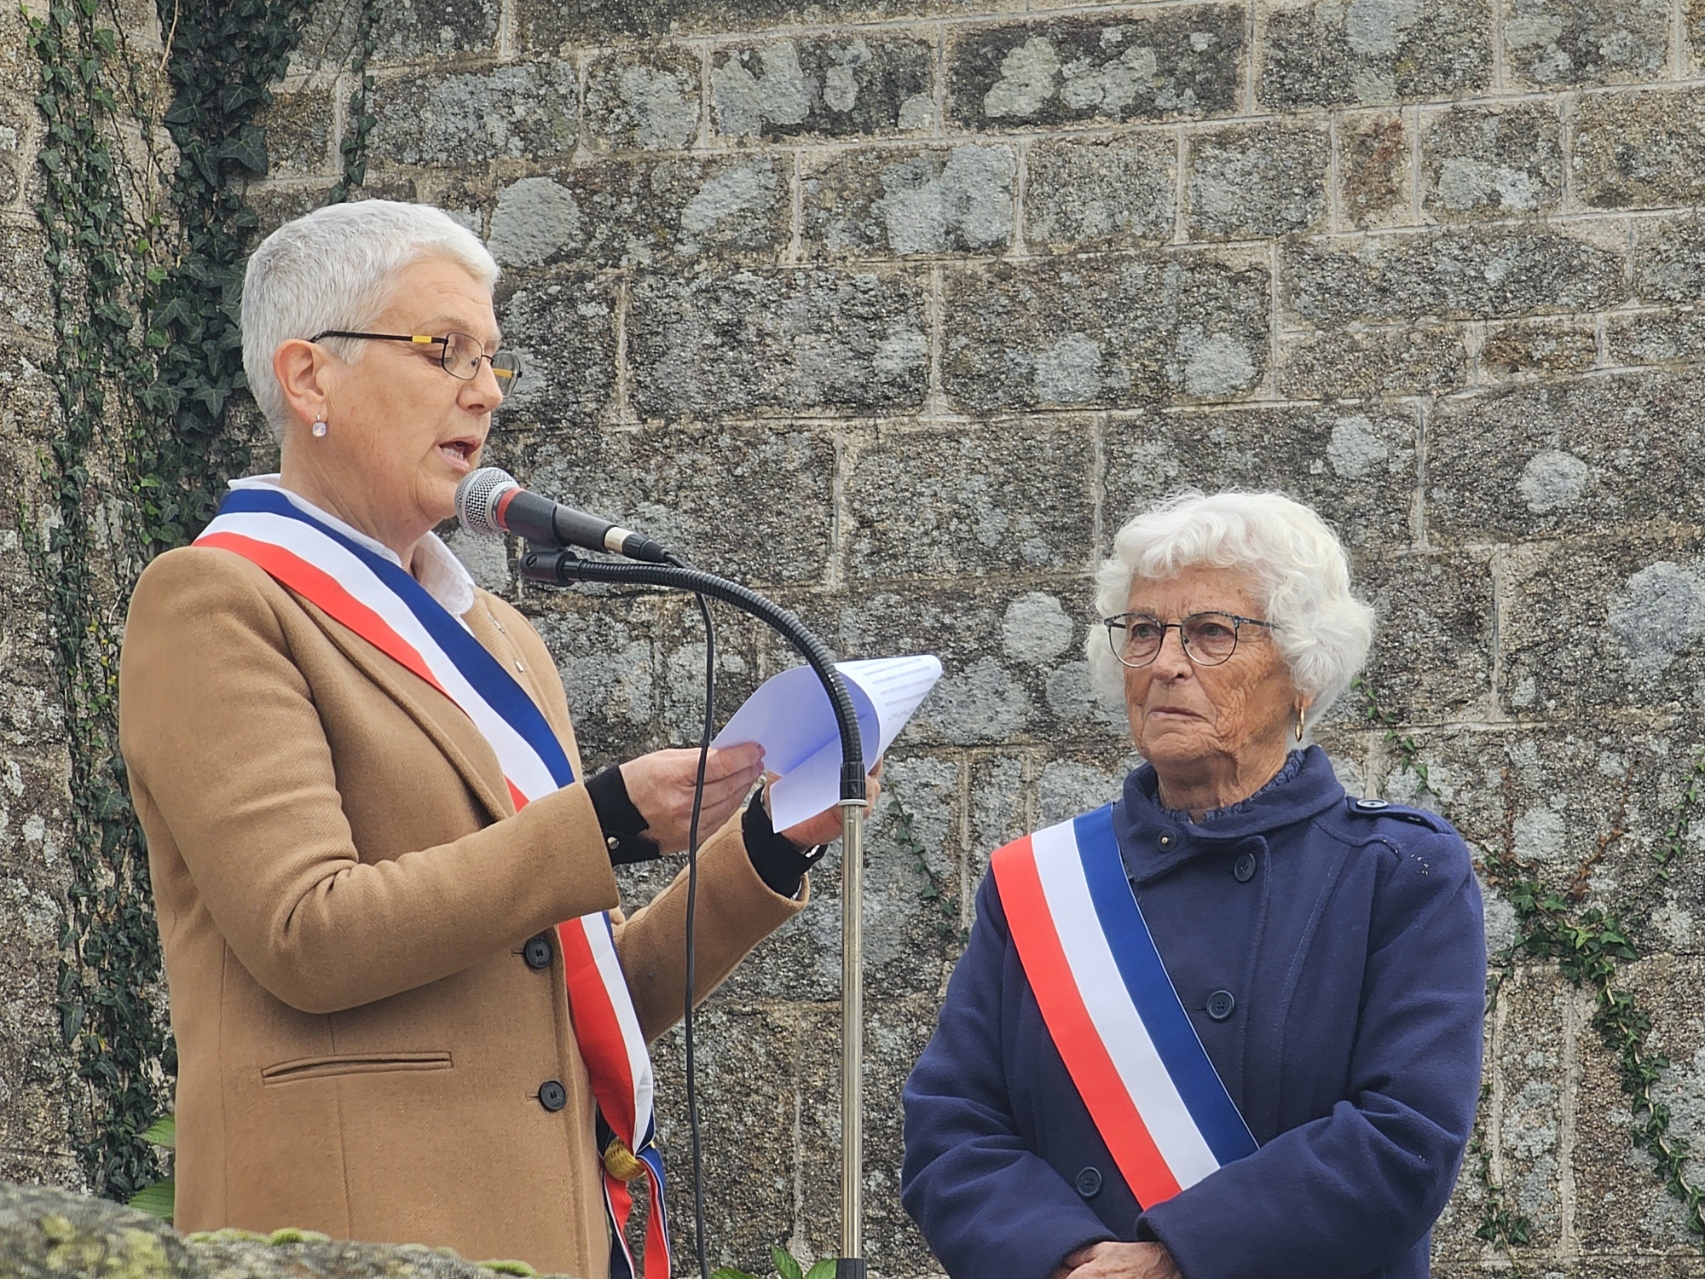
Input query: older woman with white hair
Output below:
<box><xmin>118</xmin><ymin>200</ymin><xmax>864</xmax><ymax>1276</ymax></box>
<box><xmin>902</xmin><ymin>491</ymin><xmax>1485</xmax><ymax>1279</ymax></box>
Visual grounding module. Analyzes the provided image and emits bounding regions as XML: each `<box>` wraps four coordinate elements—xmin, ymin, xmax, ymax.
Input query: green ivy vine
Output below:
<box><xmin>1354</xmin><ymin>679</ymin><xmax>1705</xmax><ymax>1263</ymax></box>
<box><xmin>26</xmin><ymin>0</ymin><xmax>376</xmax><ymax>1200</ymax></box>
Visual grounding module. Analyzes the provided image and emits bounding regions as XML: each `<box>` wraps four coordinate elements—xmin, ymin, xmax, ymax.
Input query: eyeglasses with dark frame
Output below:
<box><xmin>308</xmin><ymin>330</ymin><xmax>523</xmax><ymax>383</ymax></box>
<box><xmin>1102</xmin><ymin>610</ymin><xmax>1280</xmax><ymax>669</ymax></box>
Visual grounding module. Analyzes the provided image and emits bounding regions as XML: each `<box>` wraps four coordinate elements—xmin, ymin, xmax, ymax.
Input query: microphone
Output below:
<box><xmin>455</xmin><ymin>467</ymin><xmax>673</xmax><ymax>564</ymax></box>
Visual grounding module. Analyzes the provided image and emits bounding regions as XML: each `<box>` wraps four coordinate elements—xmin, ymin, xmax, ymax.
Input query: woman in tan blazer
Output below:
<box><xmin>118</xmin><ymin>200</ymin><xmax>858</xmax><ymax>1276</ymax></box>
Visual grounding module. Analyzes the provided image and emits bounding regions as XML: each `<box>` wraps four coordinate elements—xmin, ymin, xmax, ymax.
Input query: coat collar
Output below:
<box><xmin>1113</xmin><ymin>744</ymin><xmax>1346</xmax><ymax>885</ymax></box>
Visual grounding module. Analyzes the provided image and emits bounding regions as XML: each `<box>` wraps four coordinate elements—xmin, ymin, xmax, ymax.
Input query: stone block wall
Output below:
<box><xmin>7</xmin><ymin>0</ymin><xmax>1705</xmax><ymax>1275</ymax></box>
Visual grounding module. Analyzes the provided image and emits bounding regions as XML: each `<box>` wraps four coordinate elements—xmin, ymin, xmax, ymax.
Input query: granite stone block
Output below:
<box><xmin>804</xmin><ymin>144</ymin><xmax>1016</xmax><ymax>258</ymax></box>
<box><xmin>1499</xmin><ymin>537</ymin><xmax>1705</xmax><ymax>717</ymax></box>
<box><xmin>1373</xmin><ymin>724</ymin><xmax>1691</xmax><ymax>920</ymax></box>
<box><xmin>527</xmin><ymin>0</ymin><xmax>987</xmax><ymax>42</ymax></box>
<box><xmin>834</xmin><ymin>583</ymin><xmax>1073</xmax><ymax>749</ymax></box>
<box><xmin>1574</xmin><ymin>88</ymin><xmax>1705</xmax><ymax>211</ymax></box>
<box><xmin>1573</xmin><ymin>956</ymin><xmax>1705</xmax><ymax>1255</ymax></box>
<box><xmin>584</xmin><ymin>47</ymin><xmax>702</xmax><ymax>153</ymax></box>
<box><xmin>1504</xmin><ymin>0</ymin><xmax>1670</xmax><ymax>88</ymax></box>
<box><xmin>1476</xmin><ymin>317</ymin><xmax>1596</xmax><ymax>380</ymax></box>
<box><xmin>1487</xmin><ymin>967</ymin><xmax>1574</xmax><ymax>1250</ymax></box>
<box><xmin>522</xmin><ymin>592</ymin><xmax>665</xmax><ymax>768</ymax></box>
<box><xmin>1426</xmin><ymin>372</ymin><xmax>1705</xmax><ymax>543</ymax></box>
<box><xmin>1353</xmin><ymin>551</ymin><xmax>1496</xmax><ymax>723</ymax></box>
<box><xmin>711</xmin><ymin>35</ymin><xmax>934</xmax><ymax>140</ymax></box>
<box><xmin>493</xmin><ymin>271</ymin><xmax>618</xmax><ymax>430</ymax></box>
<box><xmin>1635</xmin><ymin>216</ymin><xmax>1705</xmax><ymax>304</ymax></box>
<box><xmin>487</xmin><ymin>157</ymin><xmax>789</xmax><ymax>271</ymax></box>
<box><xmin>1282</xmin><ymin>225</ymin><xmax>1627</xmax><ymax>324</ymax></box>
<box><xmin>647</xmin><ymin>1005</ymin><xmax>803</xmax><ymax>1270</ymax></box>
<box><xmin>1186</xmin><ymin>122</ymin><xmax>1330</xmax><ymax>241</ymax></box>
<box><xmin>630</xmin><ymin>268</ymin><xmax>928</xmax><ymax>420</ymax></box>
<box><xmin>283</xmin><ymin>0</ymin><xmax>362</xmax><ymax>73</ymax></box>
<box><xmin>946</xmin><ymin>8</ymin><xmax>1245</xmax><ymax>130</ymax></box>
<box><xmin>0</xmin><ymin>217</ymin><xmax>56</xmax><ymax>341</ymax></box>
<box><xmin>1606</xmin><ymin>308</ymin><xmax>1705</xmax><ymax>365</ymax></box>
<box><xmin>368</xmin><ymin>62</ymin><xmax>578</xmax><ymax>168</ymax></box>
<box><xmin>1338</xmin><ymin>110</ymin><xmax>1416</xmax><ymax>230</ymax></box>
<box><xmin>941</xmin><ymin>254</ymin><xmax>1269</xmax><ymax>413</ymax></box>
<box><xmin>517</xmin><ymin>421</ymin><xmax>835</xmax><ymax>589</ymax></box>
<box><xmin>1421</xmin><ymin>102</ymin><xmax>1563</xmax><ymax>219</ymax></box>
<box><xmin>252</xmin><ymin>87</ymin><xmax>334</xmax><ymax>177</ymax></box>
<box><xmin>1276</xmin><ymin>323</ymin><xmax>1469</xmax><ymax>398</ymax></box>
<box><xmin>845</xmin><ymin>419</ymin><xmax>1094</xmax><ymax>580</ymax></box>
<box><xmin>1103</xmin><ymin>402</ymin><xmax>1418</xmax><ymax>553</ymax></box>
<box><xmin>1023</xmin><ymin>133</ymin><xmax>1177</xmax><ymax>252</ymax></box>
<box><xmin>1259</xmin><ymin>0</ymin><xmax>1493</xmax><ymax>108</ymax></box>
<box><xmin>370</xmin><ymin>0</ymin><xmax>499</xmax><ymax>61</ymax></box>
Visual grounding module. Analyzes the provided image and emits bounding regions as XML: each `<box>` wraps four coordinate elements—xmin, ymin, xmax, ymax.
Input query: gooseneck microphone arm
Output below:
<box><xmin>520</xmin><ymin>547</ymin><xmax>870</xmax><ymax>1279</ymax></box>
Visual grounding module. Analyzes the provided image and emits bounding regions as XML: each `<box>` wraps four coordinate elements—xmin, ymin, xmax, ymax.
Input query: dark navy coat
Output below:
<box><xmin>901</xmin><ymin>747</ymin><xmax>1485</xmax><ymax>1279</ymax></box>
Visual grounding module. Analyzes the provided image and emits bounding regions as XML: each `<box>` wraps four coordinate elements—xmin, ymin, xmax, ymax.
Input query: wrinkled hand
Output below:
<box><xmin>1054</xmin><ymin>1242</ymin><xmax>1181</xmax><ymax>1279</ymax></box>
<box><xmin>770</xmin><ymin>760</ymin><xmax>884</xmax><ymax>849</ymax></box>
<box><xmin>619</xmin><ymin>743</ymin><xmax>766</xmax><ymax>854</ymax></box>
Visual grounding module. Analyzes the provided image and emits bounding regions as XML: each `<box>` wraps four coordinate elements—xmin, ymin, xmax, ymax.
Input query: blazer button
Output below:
<box><xmin>1074</xmin><ymin>1166</ymin><xmax>1103</xmax><ymax>1199</ymax></box>
<box><xmin>1207</xmin><ymin>989</ymin><xmax>1237</xmax><ymax>1021</ymax></box>
<box><xmin>1233</xmin><ymin>852</ymin><xmax>1257</xmax><ymax>883</ymax></box>
<box><xmin>523</xmin><ymin>933</ymin><xmax>554</xmax><ymax>970</ymax></box>
<box><xmin>538</xmin><ymin>1080</ymin><xmax>568</xmax><ymax>1112</ymax></box>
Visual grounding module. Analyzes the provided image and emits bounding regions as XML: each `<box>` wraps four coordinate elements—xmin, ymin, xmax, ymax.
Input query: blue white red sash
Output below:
<box><xmin>989</xmin><ymin>805</ymin><xmax>1257</xmax><ymax>1208</ymax></box>
<box><xmin>197</xmin><ymin>485</ymin><xmax>670</xmax><ymax>1279</ymax></box>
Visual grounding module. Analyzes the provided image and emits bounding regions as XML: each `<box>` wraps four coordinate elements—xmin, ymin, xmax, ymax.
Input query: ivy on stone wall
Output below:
<box><xmin>1355</xmin><ymin>679</ymin><xmax>1705</xmax><ymax>1262</ymax></box>
<box><xmin>27</xmin><ymin>0</ymin><xmax>377</xmax><ymax>1199</ymax></box>
<box><xmin>27</xmin><ymin>0</ymin><xmax>174</xmax><ymax>1202</ymax></box>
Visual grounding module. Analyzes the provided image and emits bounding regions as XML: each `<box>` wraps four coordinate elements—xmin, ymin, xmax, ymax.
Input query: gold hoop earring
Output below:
<box><xmin>1295</xmin><ymin>707</ymin><xmax>1306</xmax><ymax>743</ymax></box>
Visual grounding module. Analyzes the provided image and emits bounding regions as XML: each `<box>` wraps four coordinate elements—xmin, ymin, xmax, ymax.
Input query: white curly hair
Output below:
<box><xmin>1085</xmin><ymin>490</ymin><xmax>1375</xmax><ymax>722</ymax></box>
<box><xmin>240</xmin><ymin>200</ymin><xmax>499</xmax><ymax>441</ymax></box>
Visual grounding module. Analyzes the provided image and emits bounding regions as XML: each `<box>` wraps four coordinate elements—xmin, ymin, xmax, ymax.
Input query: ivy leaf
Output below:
<box><xmin>127</xmin><ymin>1179</ymin><xmax>174</xmax><ymax>1222</ymax></box>
<box><xmin>804</xmin><ymin>1262</ymin><xmax>838</xmax><ymax>1279</ymax></box>
<box><xmin>213</xmin><ymin>124</ymin><xmax>268</xmax><ymax>175</ymax></box>
<box><xmin>709</xmin><ymin>1271</ymin><xmax>761</xmax><ymax>1279</ymax></box>
<box><xmin>769</xmin><ymin>1247</ymin><xmax>805</xmax><ymax>1279</ymax></box>
<box><xmin>140</xmin><ymin>1114</ymin><xmax>175</xmax><ymax>1148</ymax></box>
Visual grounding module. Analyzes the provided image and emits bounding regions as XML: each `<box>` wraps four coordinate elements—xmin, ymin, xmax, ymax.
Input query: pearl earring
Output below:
<box><xmin>311</xmin><ymin>420</ymin><xmax>328</xmax><ymax>438</ymax></box>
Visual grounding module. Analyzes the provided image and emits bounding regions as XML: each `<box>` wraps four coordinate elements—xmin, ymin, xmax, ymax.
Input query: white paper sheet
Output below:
<box><xmin>712</xmin><ymin>654</ymin><xmax>943</xmax><ymax>831</ymax></box>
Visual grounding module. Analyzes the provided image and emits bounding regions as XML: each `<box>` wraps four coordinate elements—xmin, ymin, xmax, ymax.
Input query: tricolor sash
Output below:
<box><xmin>197</xmin><ymin>486</ymin><xmax>670</xmax><ymax>1279</ymax></box>
<box><xmin>989</xmin><ymin>805</ymin><xmax>1257</xmax><ymax>1208</ymax></box>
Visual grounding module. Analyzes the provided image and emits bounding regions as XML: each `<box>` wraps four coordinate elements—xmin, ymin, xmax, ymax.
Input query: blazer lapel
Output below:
<box><xmin>298</xmin><ymin>597</ymin><xmax>517</xmax><ymax>825</ymax></box>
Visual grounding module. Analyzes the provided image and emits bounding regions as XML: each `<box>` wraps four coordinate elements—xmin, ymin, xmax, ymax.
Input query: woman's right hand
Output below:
<box><xmin>1052</xmin><ymin>1242</ymin><xmax>1180</xmax><ymax>1279</ymax></box>
<box><xmin>618</xmin><ymin>743</ymin><xmax>766</xmax><ymax>854</ymax></box>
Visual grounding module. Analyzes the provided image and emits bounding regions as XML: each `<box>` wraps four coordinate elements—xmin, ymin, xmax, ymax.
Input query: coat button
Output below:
<box><xmin>1233</xmin><ymin>852</ymin><xmax>1257</xmax><ymax>883</ymax></box>
<box><xmin>1074</xmin><ymin>1166</ymin><xmax>1103</xmax><ymax>1199</ymax></box>
<box><xmin>538</xmin><ymin>1080</ymin><xmax>568</xmax><ymax>1112</ymax></box>
<box><xmin>523</xmin><ymin>933</ymin><xmax>553</xmax><ymax>970</ymax></box>
<box><xmin>1207</xmin><ymin>989</ymin><xmax>1237</xmax><ymax>1021</ymax></box>
<box><xmin>1355</xmin><ymin>798</ymin><xmax>1389</xmax><ymax>810</ymax></box>
<box><xmin>1158</xmin><ymin>833</ymin><xmax>1173</xmax><ymax>848</ymax></box>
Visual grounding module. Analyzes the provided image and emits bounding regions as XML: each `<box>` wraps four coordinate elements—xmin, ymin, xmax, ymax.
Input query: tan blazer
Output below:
<box><xmin>118</xmin><ymin>544</ymin><xmax>806</xmax><ymax>1276</ymax></box>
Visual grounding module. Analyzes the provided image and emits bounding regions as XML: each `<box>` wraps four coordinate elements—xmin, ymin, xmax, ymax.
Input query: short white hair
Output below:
<box><xmin>240</xmin><ymin>200</ymin><xmax>499</xmax><ymax>439</ymax></box>
<box><xmin>1085</xmin><ymin>490</ymin><xmax>1375</xmax><ymax>719</ymax></box>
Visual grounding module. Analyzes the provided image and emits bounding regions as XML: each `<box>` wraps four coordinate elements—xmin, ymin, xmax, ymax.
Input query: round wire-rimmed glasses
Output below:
<box><xmin>1102</xmin><ymin>610</ymin><xmax>1280</xmax><ymax>668</ymax></box>
<box><xmin>308</xmin><ymin>329</ymin><xmax>524</xmax><ymax>382</ymax></box>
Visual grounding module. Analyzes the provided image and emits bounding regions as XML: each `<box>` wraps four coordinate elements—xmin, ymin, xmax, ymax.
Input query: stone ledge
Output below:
<box><xmin>0</xmin><ymin>1181</ymin><xmax>573</xmax><ymax>1279</ymax></box>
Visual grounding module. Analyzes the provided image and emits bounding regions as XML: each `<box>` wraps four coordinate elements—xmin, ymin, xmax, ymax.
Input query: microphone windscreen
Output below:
<box><xmin>456</xmin><ymin>466</ymin><xmax>518</xmax><ymax>536</ymax></box>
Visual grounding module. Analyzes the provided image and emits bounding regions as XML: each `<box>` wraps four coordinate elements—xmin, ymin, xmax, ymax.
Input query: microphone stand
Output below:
<box><xmin>521</xmin><ymin>548</ymin><xmax>869</xmax><ymax>1279</ymax></box>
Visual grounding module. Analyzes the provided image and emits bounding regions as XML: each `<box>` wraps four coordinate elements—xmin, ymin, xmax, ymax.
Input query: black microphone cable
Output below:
<box><xmin>680</xmin><ymin>584</ymin><xmax>716</xmax><ymax>1279</ymax></box>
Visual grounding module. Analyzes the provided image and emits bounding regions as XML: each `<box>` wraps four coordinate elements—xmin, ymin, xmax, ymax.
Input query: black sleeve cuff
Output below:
<box><xmin>743</xmin><ymin>789</ymin><xmax>826</xmax><ymax>899</ymax></box>
<box><xmin>586</xmin><ymin>766</ymin><xmax>661</xmax><ymax>866</ymax></box>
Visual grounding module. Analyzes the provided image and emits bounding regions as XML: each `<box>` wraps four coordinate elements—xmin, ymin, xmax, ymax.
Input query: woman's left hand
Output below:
<box><xmin>1060</xmin><ymin>1242</ymin><xmax>1181</xmax><ymax>1279</ymax></box>
<box><xmin>774</xmin><ymin>761</ymin><xmax>883</xmax><ymax>848</ymax></box>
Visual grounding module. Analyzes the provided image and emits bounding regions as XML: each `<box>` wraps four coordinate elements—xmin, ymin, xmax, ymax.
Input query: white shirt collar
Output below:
<box><xmin>229</xmin><ymin>474</ymin><xmax>478</xmax><ymax>618</ymax></box>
